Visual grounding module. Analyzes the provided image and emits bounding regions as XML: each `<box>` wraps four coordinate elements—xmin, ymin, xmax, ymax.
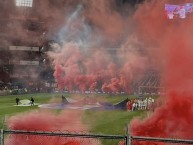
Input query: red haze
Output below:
<box><xmin>130</xmin><ymin>0</ymin><xmax>193</xmax><ymax>143</ymax></box>
<box><xmin>6</xmin><ymin>110</ymin><xmax>101</xmax><ymax>145</ymax></box>
<box><xmin>48</xmin><ymin>0</ymin><xmax>148</xmax><ymax>94</ymax></box>
<box><xmin>49</xmin><ymin>42</ymin><xmax>147</xmax><ymax>93</ymax></box>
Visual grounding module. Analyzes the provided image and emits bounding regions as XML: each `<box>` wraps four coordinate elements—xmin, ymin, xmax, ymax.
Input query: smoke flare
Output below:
<box><xmin>6</xmin><ymin>110</ymin><xmax>100</xmax><ymax>145</ymax></box>
<box><xmin>130</xmin><ymin>0</ymin><xmax>193</xmax><ymax>144</ymax></box>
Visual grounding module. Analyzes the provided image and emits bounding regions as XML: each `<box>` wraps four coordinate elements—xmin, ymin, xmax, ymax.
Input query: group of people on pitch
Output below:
<box><xmin>15</xmin><ymin>97</ymin><xmax>35</xmax><ymax>106</ymax></box>
<box><xmin>127</xmin><ymin>97</ymin><xmax>155</xmax><ymax>111</ymax></box>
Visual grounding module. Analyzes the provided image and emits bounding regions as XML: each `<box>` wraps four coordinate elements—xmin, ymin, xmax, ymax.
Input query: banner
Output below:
<box><xmin>165</xmin><ymin>3</ymin><xmax>193</xmax><ymax>19</ymax></box>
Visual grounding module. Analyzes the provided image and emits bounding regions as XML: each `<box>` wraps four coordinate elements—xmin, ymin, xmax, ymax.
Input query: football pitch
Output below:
<box><xmin>0</xmin><ymin>93</ymin><xmax>148</xmax><ymax>135</ymax></box>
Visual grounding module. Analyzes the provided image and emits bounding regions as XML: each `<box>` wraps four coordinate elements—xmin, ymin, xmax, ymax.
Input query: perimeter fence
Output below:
<box><xmin>1</xmin><ymin>129</ymin><xmax>193</xmax><ymax>145</ymax></box>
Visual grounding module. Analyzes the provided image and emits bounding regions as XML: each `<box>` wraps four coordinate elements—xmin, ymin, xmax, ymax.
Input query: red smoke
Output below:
<box><xmin>48</xmin><ymin>0</ymin><xmax>148</xmax><ymax>94</ymax></box>
<box><xmin>7</xmin><ymin>0</ymin><xmax>193</xmax><ymax>144</ymax></box>
<box><xmin>130</xmin><ymin>0</ymin><xmax>193</xmax><ymax>144</ymax></box>
<box><xmin>40</xmin><ymin>0</ymin><xmax>193</xmax><ymax>143</ymax></box>
<box><xmin>50</xmin><ymin>42</ymin><xmax>147</xmax><ymax>93</ymax></box>
<box><xmin>49</xmin><ymin>36</ymin><xmax>148</xmax><ymax>93</ymax></box>
<box><xmin>6</xmin><ymin>110</ymin><xmax>100</xmax><ymax>145</ymax></box>
<box><xmin>83</xmin><ymin>0</ymin><xmax>127</xmax><ymax>42</ymax></box>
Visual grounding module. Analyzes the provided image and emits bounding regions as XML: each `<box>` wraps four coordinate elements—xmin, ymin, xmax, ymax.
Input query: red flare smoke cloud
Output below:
<box><xmin>48</xmin><ymin>0</ymin><xmax>148</xmax><ymax>94</ymax></box>
<box><xmin>130</xmin><ymin>0</ymin><xmax>193</xmax><ymax>144</ymax></box>
<box><xmin>49</xmin><ymin>42</ymin><xmax>147</xmax><ymax>93</ymax></box>
<box><xmin>7</xmin><ymin>0</ymin><xmax>193</xmax><ymax>144</ymax></box>
<box><xmin>6</xmin><ymin>110</ymin><xmax>100</xmax><ymax>145</ymax></box>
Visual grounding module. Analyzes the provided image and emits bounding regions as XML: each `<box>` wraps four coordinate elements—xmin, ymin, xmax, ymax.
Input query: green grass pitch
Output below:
<box><xmin>0</xmin><ymin>93</ymin><xmax>148</xmax><ymax>135</ymax></box>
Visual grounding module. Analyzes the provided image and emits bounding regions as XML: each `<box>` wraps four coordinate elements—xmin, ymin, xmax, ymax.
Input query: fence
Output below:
<box><xmin>1</xmin><ymin>129</ymin><xmax>193</xmax><ymax>145</ymax></box>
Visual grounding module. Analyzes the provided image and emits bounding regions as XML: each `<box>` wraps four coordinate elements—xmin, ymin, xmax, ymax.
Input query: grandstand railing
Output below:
<box><xmin>1</xmin><ymin>129</ymin><xmax>193</xmax><ymax>145</ymax></box>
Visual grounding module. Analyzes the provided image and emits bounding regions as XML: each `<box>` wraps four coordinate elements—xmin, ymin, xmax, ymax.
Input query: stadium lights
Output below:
<box><xmin>16</xmin><ymin>0</ymin><xmax>33</xmax><ymax>7</ymax></box>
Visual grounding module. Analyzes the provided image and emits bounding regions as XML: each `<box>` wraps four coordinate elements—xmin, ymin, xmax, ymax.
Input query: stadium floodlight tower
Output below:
<box><xmin>16</xmin><ymin>0</ymin><xmax>33</xmax><ymax>7</ymax></box>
